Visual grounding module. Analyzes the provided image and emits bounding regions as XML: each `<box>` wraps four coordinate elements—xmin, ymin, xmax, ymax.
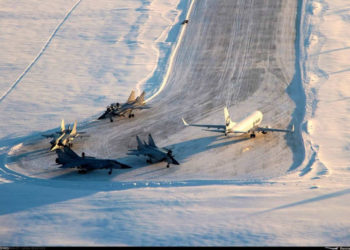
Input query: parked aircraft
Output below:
<box><xmin>55</xmin><ymin>146</ymin><xmax>131</xmax><ymax>174</ymax></box>
<box><xmin>98</xmin><ymin>90</ymin><xmax>150</xmax><ymax>122</ymax></box>
<box><xmin>50</xmin><ymin>121</ymin><xmax>85</xmax><ymax>151</ymax></box>
<box><xmin>127</xmin><ymin>134</ymin><xmax>179</xmax><ymax>168</ymax></box>
<box><xmin>42</xmin><ymin>119</ymin><xmax>75</xmax><ymax>138</ymax></box>
<box><xmin>182</xmin><ymin>107</ymin><xmax>294</xmax><ymax>137</ymax></box>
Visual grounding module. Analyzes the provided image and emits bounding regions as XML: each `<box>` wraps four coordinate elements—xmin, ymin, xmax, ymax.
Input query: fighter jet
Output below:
<box><xmin>50</xmin><ymin>121</ymin><xmax>86</xmax><ymax>151</ymax></box>
<box><xmin>182</xmin><ymin>107</ymin><xmax>294</xmax><ymax>137</ymax></box>
<box><xmin>127</xmin><ymin>134</ymin><xmax>179</xmax><ymax>168</ymax></box>
<box><xmin>55</xmin><ymin>146</ymin><xmax>131</xmax><ymax>174</ymax></box>
<box><xmin>42</xmin><ymin>119</ymin><xmax>74</xmax><ymax>139</ymax></box>
<box><xmin>98</xmin><ymin>90</ymin><xmax>150</xmax><ymax>122</ymax></box>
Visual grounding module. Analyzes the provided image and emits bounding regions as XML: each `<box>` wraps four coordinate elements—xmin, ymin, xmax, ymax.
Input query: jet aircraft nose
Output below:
<box><xmin>112</xmin><ymin>160</ymin><xmax>132</xmax><ymax>169</ymax></box>
<box><xmin>169</xmin><ymin>156</ymin><xmax>180</xmax><ymax>165</ymax></box>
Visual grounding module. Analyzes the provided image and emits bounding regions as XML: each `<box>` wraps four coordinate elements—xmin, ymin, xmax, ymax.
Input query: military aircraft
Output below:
<box><xmin>98</xmin><ymin>90</ymin><xmax>150</xmax><ymax>122</ymax></box>
<box><xmin>50</xmin><ymin>121</ymin><xmax>86</xmax><ymax>151</ymax></box>
<box><xmin>42</xmin><ymin>119</ymin><xmax>74</xmax><ymax>139</ymax></box>
<box><xmin>127</xmin><ymin>134</ymin><xmax>179</xmax><ymax>168</ymax></box>
<box><xmin>182</xmin><ymin>107</ymin><xmax>294</xmax><ymax>137</ymax></box>
<box><xmin>55</xmin><ymin>146</ymin><xmax>131</xmax><ymax>174</ymax></box>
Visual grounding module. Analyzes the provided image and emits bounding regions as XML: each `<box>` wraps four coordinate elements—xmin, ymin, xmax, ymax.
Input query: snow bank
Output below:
<box><xmin>300</xmin><ymin>0</ymin><xmax>350</xmax><ymax>180</ymax></box>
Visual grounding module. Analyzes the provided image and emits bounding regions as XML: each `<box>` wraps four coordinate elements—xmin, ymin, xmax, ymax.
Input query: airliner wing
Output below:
<box><xmin>182</xmin><ymin>118</ymin><xmax>225</xmax><ymax>130</ymax></box>
<box><xmin>255</xmin><ymin>125</ymin><xmax>294</xmax><ymax>133</ymax></box>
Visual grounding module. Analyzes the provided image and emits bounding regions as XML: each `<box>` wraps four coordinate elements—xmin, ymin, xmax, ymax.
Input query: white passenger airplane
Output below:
<box><xmin>182</xmin><ymin>107</ymin><xmax>294</xmax><ymax>137</ymax></box>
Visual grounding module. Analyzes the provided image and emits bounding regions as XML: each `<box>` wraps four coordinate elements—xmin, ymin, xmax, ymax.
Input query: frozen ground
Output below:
<box><xmin>7</xmin><ymin>0</ymin><xmax>298</xmax><ymax>180</ymax></box>
<box><xmin>1</xmin><ymin>0</ymin><xmax>350</xmax><ymax>246</ymax></box>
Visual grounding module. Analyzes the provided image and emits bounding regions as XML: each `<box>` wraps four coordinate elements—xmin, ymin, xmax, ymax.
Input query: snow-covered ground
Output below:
<box><xmin>1</xmin><ymin>0</ymin><xmax>350</xmax><ymax>246</ymax></box>
<box><xmin>0</xmin><ymin>0</ymin><xmax>183</xmax><ymax>139</ymax></box>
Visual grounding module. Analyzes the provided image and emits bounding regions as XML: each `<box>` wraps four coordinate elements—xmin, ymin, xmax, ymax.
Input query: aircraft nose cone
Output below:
<box><xmin>169</xmin><ymin>156</ymin><xmax>180</xmax><ymax>165</ymax></box>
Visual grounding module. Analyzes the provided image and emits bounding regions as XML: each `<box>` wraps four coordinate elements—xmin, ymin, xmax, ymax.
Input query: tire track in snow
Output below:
<box><xmin>0</xmin><ymin>0</ymin><xmax>82</xmax><ymax>104</ymax></box>
<box><xmin>145</xmin><ymin>0</ymin><xmax>196</xmax><ymax>103</ymax></box>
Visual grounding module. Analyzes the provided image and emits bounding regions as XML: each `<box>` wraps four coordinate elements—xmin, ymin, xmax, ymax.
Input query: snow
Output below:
<box><xmin>1</xmin><ymin>0</ymin><xmax>350</xmax><ymax>246</ymax></box>
<box><xmin>0</xmin><ymin>0</ymin><xmax>182</xmax><ymax>138</ymax></box>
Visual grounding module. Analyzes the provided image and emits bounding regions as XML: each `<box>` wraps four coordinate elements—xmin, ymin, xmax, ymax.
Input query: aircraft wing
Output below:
<box><xmin>112</xmin><ymin>161</ymin><xmax>132</xmax><ymax>169</ymax></box>
<box><xmin>135</xmin><ymin>105</ymin><xmax>151</xmax><ymax>110</ymax></box>
<box><xmin>127</xmin><ymin>149</ymin><xmax>141</xmax><ymax>156</ymax></box>
<box><xmin>254</xmin><ymin>125</ymin><xmax>294</xmax><ymax>133</ymax></box>
<box><xmin>58</xmin><ymin>160</ymin><xmax>82</xmax><ymax>169</ymax></box>
<box><xmin>182</xmin><ymin>118</ymin><xmax>225</xmax><ymax>130</ymax></box>
<box><xmin>98</xmin><ymin>111</ymin><xmax>110</xmax><ymax>120</ymax></box>
<box><xmin>95</xmin><ymin>160</ymin><xmax>132</xmax><ymax>169</ymax></box>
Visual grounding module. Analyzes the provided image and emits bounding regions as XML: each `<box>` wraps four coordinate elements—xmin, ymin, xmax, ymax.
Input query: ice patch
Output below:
<box><xmin>0</xmin><ymin>177</ymin><xmax>12</xmax><ymax>184</ymax></box>
<box><xmin>242</xmin><ymin>147</ymin><xmax>251</xmax><ymax>153</ymax></box>
<box><xmin>307</xmin><ymin>73</ymin><xmax>319</xmax><ymax>86</ymax></box>
<box><xmin>308</xmin><ymin>34</ymin><xmax>319</xmax><ymax>48</ymax></box>
<box><xmin>8</xmin><ymin>143</ymin><xmax>23</xmax><ymax>156</ymax></box>
<box><xmin>306</xmin><ymin>120</ymin><xmax>314</xmax><ymax>135</ymax></box>
<box><xmin>311</xmin><ymin>2</ymin><xmax>322</xmax><ymax>15</ymax></box>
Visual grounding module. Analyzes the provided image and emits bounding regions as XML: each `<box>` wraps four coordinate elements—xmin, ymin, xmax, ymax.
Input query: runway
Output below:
<box><xmin>7</xmin><ymin>0</ymin><xmax>299</xmax><ymax>181</ymax></box>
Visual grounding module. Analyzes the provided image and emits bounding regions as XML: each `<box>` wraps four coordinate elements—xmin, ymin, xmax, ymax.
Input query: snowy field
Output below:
<box><xmin>1</xmin><ymin>0</ymin><xmax>350</xmax><ymax>246</ymax></box>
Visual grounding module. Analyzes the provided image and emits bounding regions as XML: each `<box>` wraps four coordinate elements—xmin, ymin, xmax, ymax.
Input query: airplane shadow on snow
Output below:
<box><xmin>0</xmin><ymin>134</ymin><xmax>254</xmax><ymax>216</ymax></box>
<box><xmin>50</xmin><ymin>134</ymin><xmax>251</xmax><ymax>180</ymax></box>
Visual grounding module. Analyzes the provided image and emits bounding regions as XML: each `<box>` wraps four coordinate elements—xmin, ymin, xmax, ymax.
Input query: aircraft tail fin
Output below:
<box><xmin>127</xmin><ymin>90</ymin><xmax>136</xmax><ymax>103</ymax></box>
<box><xmin>224</xmin><ymin>107</ymin><xmax>236</xmax><ymax>128</ymax></box>
<box><xmin>137</xmin><ymin>91</ymin><xmax>146</xmax><ymax>103</ymax></box>
<box><xmin>70</xmin><ymin>121</ymin><xmax>77</xmax><ymax>136</ymax></box>
<box><xmin>136</xmin><ymin>135</ymin><xmax>144</xmax><ymax>149</ymax></box>
<box><xmin>61</xmin><ymin>119</ymin><xmax>65</xmax><ymax>132</ymax></box>
<box><xmin>148</xmin><ymin>134</ymin><xmax>157</xmax><ymax>147</ymax></box>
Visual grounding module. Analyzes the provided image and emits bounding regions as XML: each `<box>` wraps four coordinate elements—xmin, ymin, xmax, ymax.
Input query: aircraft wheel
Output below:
<box><xmin>131</xmin><ymin>114</ymin><xmax>135</xmax><ymax>118</ymax></box>
<box><xmin>167</xmin><ymin>164</ymin><xmax>170</xmax><ymax>168</ymax></box>
<box><xmin>250</xmin><ymin>134</ymin><xmax>256</xmax><ymax>138</ymax></box>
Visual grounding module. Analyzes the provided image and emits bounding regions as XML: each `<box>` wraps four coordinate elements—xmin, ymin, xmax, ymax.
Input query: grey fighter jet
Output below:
<box><xmin>55</xmin><ymin>146</ymin><xmax>131</xmax><ymax>174</ymax></box>
<box><xmin>127</xmin><ymin>134</ymin><xmax>180</xmax><ymax>168</ymax></box>
<box><xmin>98</xmin><ymin>90</ymin><xmax>150</xmax><ymax>122</ymax></box>
<box><xmin>50</xmin><ymin>121</ymin><xmax>86</xmax><ymax>151</ymax></box>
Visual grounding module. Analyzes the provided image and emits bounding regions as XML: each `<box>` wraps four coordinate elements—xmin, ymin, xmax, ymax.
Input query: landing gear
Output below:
<box><xmin>250</xmin><ymin>133</ymin><xmax>256</xmax><ymax>138</ymax></box>
<box><xmin>167</xmin><ymin>163</ymin><xmax>170</xmax><ymax>168</ymax></box>
<box><xmin>146</xmin><ymin>159</ymin><xmax>152</xmax><ymax>164</ymax></box>
<box><xmin>262</xmin><ymin>131</ymin><xmax>267</xmax><ymax>134</ymax></box>
<box><xmin>68</xmin><ymin>143</ymin><xmax>73</xmax><ymax>148</ymax></box>
<box><xmin>78</xmin><ymin>169</ymin><xmax>87</xmax><ymax>174</ymax></box>
<box><xmin>108</xmin><ymin>169</ymin><xmax>113</xmax><ymax>175</ymax></box>
<box><xmin>128</xmin><ymin>114</ymin><xmax>135</xmax><ymax>118</ymax></box>
<box><xmin>110</xmin><ymin>118</ymin><xmax>113</xmax><ymax>122</ymax></box>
